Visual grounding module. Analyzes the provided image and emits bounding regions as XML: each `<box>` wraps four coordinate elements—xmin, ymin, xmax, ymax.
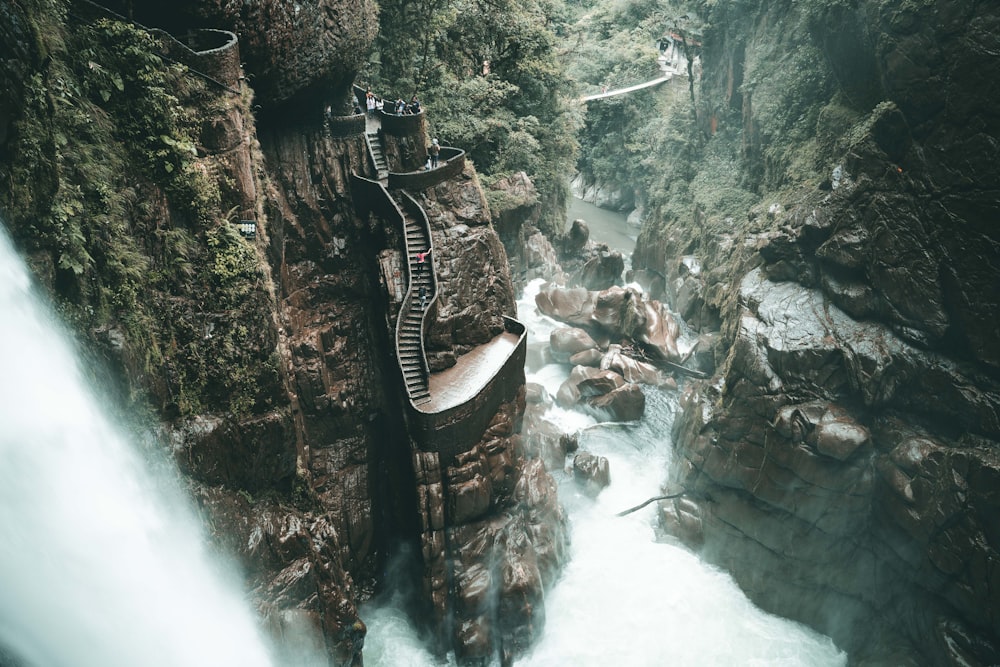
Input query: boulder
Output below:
<box><xmin>550</xmin><ymin>327</ymin><xmax>599</xmax><ymax>362</ymax></box>
<box><xmin>564</xmin><ymin>218</ymin><xmax>590</xmax><ymax>253</ymax></box>
<box><xmin>569</xmin><ymin>348</ymin><xmax>604</xmax><ymax>367</ymax></box>
<box><xmin>635</xmin><ymin>300</ymin><xmax>681</xmax><ymax>361</ymax></box>
<box><xmin>525</xmin><ymin>382</ymin><xmax>551</xmax><ymax>405</ymax></box>
<box><xmin>534</xmin><ymin>284</ymin><xmax>595</xmax><ymax>327</ymax></box>
<box><xmin>591</xmin><ymin>286</ymin><xmax>645</xmax><ymax>335</ymax></box>
<box><xmin>572</xmin><ymin>249</ymin><xmax>625</xmax><ymax>291</ymax></box>
<box><xmin>555</xmin><ymin>366</ymin><xmax>625</xmax><ymax>407</ymax></box>
<box><xmin>812</xmin><ymin>419</ymin><xmax>871</xmax><ymax>462</ymax></box>
<box><xmin>584</xmin><ymin>383</ymin><xmax>645</xmax><ymax>422</ymax></box>
<box><xmin>600</xmin><ymin>344</ymin><xmax>661</xmax><ymax>384</ymax></box>
<box><xmin>573</xmin><ymin>452</ymin><xmax>611</xmax><ymax>496</ymax></box>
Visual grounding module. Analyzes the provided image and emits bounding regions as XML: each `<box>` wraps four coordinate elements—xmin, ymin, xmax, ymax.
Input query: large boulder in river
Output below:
<box><xmin>571</xmin><ymin>248</ymin><xmax>625</xmax><ymax>291</ymax></box>
<box><xmin>550</xmin><ymin>327</ymin><xmax>599</xmax><ymax>362</ymax></box>
<box><xmin>635</xmin><ymin>300</ymin><xmax>681</xmax><ymax>361</ymax></box>
<box><xmin>535</xmin><ymin>284</ymin><xmax>595</xmax><ymax>327</ymax></box>
<box><xmin>589</xmin><ymin>287</ymin><xmax>681</xmax><ymax>361</ymax></box>
<box><xmin>569</xmin><ymin>348</ymin><xmax>603</xmax><ymax>367</ymax></box>
<box><xmin>573</xmin><ymin>452</ymin><xmax>611</xmax><ymax>496</ymax></box>
<box><xmin>584</xmin><ymin>383</ymin><xmax>645</xmax><ymax>422</ymax></box>
<box><xmin>600</xmin><ymin>344</ymin><xmax>661</xmax><ymax>385</ymax></box>
<box><xmin>591</xmin><ymin>286</ymin><xmax>645</xmax><ymax>335</ymax></box>
<box><xmin>564</xmin><ymin>219</ymin><xmax>590</xmax><ymax>253</ymax></box>
<box><xmin>556</xmin><ymin>366</ymin><xmax>625</xmax><ymax>408</ymax></box>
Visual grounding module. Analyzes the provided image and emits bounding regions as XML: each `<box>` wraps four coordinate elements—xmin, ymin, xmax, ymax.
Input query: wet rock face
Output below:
<box><xmin>662</xmin><ymin>272</ymin><xmax>1000</xmax><ymax>662</ymax></box>
<box><xmin>198</xmin><ymin>490</ymin><xmax>365</xmax><ymax>666</ymax></box>
<box><xmin>129</xmin><ymin>0</ymin><xmax>378</xmax><ymax>107</ymax></box>
<box><xmin>420</xmin><ymin>167</ymin><xmax>518</xmax><ymax>369</ymax></box>
<box><xmin>413</xmin><ymin>399</ymin><xmax>569</xmax><ymax>665</ymax></box>
<box><xmin>633</xmin><ymin>2</ymin><xmax>1000</xmax><ymax>663</ymax></box>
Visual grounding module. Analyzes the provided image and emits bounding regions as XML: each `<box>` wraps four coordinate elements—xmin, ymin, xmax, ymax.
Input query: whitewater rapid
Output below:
<box><xmin>0</xmin><ymin>227</ymin><xmax>276</xmax><ymax>666</ymax></box>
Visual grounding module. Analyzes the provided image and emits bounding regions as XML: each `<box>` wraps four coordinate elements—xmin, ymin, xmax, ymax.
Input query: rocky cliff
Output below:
<box><xmin>0</xmin><ymin>1</ymin><xmax>565</xmax><ymax>665</ymax></box>
<box><xmin>634</xmin><ymin>1</ymin><xmax>1000</xmax><ymax>664</ymax></box>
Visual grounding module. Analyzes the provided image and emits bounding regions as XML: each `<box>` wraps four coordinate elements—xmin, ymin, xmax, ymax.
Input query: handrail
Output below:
<box><xmin>398</xmin><ymin>191</ymin><xmax>437</xmax><ymax>364</ymax></box>
<box><xmin>349</xmin><ymin>174</ymin><xmax>430</xmax><ymax>405</ymax></box>
<box><xmin>388</xmin><ymin>147</ymin><xmax>466</xmax><ymax>190</ymax></box>
<box><xmin>378</xmin><ymin>107</ymin><xmax>425</xmax><ymax>136</ymax></box>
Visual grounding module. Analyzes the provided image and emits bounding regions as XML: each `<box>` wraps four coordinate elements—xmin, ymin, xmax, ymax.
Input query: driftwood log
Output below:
<box><xmin>616</xmin><ymin>490</ymin><xmax>686</xmax><ymax>516</ymax></box>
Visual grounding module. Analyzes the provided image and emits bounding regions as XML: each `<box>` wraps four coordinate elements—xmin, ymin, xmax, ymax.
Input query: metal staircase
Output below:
<box><xmin>366</xmin><ymin>130</ymin><xmax>389</xmax><ymax>180</ymax></box>
<box><xmin>395</xmin><ymin>193</ymin><xmax>434</xmax><ymax>405</ymax></box>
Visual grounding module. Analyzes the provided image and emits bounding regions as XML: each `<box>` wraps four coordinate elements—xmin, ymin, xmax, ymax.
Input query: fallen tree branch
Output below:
<box><xmin>659</xmin><ymin>359</ymin><xmax>709</xmax><ymax>379</ymax></box>
<box><xmin>616</xmin><ymin>490</ymin><xmax>687</xmax><ymax>517</ymax></box>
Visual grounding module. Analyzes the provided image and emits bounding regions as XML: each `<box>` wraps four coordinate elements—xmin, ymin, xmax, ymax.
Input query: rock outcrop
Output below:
<box><xmin>124</xmin><ymin>0</ymin><xmax>379</xmax><ymax>108</ymax></box>
<box><xmin>634</xmin><ymin>2</ymin><xmax>1000</xmax><ymax>664</ymax></box>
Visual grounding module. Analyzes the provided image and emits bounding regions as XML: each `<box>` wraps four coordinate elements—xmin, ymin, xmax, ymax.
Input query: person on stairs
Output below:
<box><xmin>419</xmin><ymin>285</ymin><xmax>428</xmax><ymax>310</ymax></box>
<box><xmin>416</xmin><ymin>248</ymin><xmax>430</xmax><ymax>275</ymax></box>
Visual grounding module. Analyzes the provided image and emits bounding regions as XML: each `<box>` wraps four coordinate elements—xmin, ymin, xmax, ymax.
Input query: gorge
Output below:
<box><xmin>1</xmin><ymin>0</ymin><xmax>998</xmax><ymax>666</ymax></box>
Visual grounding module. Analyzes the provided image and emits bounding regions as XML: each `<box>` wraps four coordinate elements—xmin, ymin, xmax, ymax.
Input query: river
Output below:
<box><xmin>361</xmin><ymin>201</ymin><xmax>846</xmax><ymax>665</ymax></box>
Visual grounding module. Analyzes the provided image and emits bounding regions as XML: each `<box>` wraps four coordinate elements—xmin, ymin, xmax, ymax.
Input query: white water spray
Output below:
<box><xmin>0</xmin><ymin>226</ymin><xmax>274</xmax><ymax>667</ymax></box>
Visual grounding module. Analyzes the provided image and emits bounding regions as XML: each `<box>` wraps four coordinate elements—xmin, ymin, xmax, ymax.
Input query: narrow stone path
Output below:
<box><xmin>422</xmin><ymin>331</ymin><xmax>520</xmax><ymax>413</ymax></box>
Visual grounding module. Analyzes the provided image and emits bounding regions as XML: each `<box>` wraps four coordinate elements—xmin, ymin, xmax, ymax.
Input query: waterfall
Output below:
<box><xmin>0</xmin><ymin>226</ymin><xmax>274</xmax><ymax>667</ymax></box>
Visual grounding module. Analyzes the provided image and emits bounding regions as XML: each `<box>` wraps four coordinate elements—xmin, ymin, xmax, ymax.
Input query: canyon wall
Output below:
<box><xmin>0</xmin><ymin>1</ymin><xmax>565</xmax><ymax>664</ymax></box>
<box><xmin>634</xmin><ymin>1</ymin><xmax>1000</xmax><ymax>664</ymax></box>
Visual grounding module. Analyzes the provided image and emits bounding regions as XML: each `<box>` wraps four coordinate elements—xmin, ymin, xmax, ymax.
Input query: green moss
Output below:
<box><xmin>1</xmin><ymin>10</ymin><xmax>278</xmax><ymax>423</ymax></box>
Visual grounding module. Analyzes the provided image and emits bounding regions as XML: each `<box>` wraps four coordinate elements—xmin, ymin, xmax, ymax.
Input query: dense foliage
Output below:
<box><xmin>0</xmin><ymin>9</ymin><xmax>276</xmax><ymax>418</ymax></box>
<box><xmin>566</xmin><ymin>0</ymin><xmax>872</xmax><ymax>229</ymax></box>
<box><xmin>369</xmin><ymin>0</ymin><xmax>581</xmax><ymax>232</ymax></box>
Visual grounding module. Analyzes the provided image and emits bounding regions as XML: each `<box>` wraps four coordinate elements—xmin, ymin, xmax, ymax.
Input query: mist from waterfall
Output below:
<box><xmin>0</xmin><ymin>225</ymin><xmax>275</xmax><ymax>667</ymax></box>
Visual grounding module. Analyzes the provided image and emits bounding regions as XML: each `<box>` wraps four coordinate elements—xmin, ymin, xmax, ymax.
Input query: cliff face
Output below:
<box><xmin>0</xmin><ymin>2</ymin><xmax>565</xmax><ymax>665</ymax></box>
<box><xmin>634</xmin><ymin>1</ymin><xmax>1000</xmax><ymax>663</ymax></box>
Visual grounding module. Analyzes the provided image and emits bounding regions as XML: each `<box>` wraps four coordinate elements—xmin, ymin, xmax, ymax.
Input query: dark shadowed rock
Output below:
<box><xmin>573</xmin><ymin>451</ymin><xmax>611</xmax><ymax>496</ymax></box>
<box><xmin>572</xmin><ymin>248</ymin><xmax>625</xmax><ymax>291</ymax></box>
<box><xmin>131</xmin><ymin>0</ymin><xmax>378</xmax><ymax>107</ymax></box>
<box><xmin>584</xmin><ymin>383</ymin><xmax>645</xmax><ymax>422</ymax></box>
<box><xmin>565</xmin><ymin>218</ymin><xmax>590</xmax><ymax>253</ymax></box>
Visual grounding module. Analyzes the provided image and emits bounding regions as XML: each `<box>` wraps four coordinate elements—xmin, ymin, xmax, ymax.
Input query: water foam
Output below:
<box><xmin>0</xmin><ymin>227</ymin><xmax>275</xmax><ymax>666</ymax></box>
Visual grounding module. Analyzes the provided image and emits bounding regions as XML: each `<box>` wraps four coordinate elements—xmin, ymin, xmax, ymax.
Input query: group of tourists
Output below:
<box><xmin>393</xmin><ymin>95</ymin><xmax>421</xmax><ymax>115</ymax></box>
<box><xmin>357</xmin><ymin>89</ymin><xmax>422</xmax><ymax>116</ymax></box>
<box><xmin>355</xmin><ymin>86</ymin><xmax>443</xmax><ymax>171</ymax></box>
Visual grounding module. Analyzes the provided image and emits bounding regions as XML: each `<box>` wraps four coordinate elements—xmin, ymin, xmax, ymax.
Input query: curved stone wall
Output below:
<box><xmin>154</xmin><ymin>28</ymin><xmax>241</xmax><ymax>89</ymax></box>
<box><xmin>327</xmin><ymin>113</ymin><xmax>365</xmax><ymax>138</ymax></box>
<box><xmin>411</xmin><ymin>317</ymin><xmax>527</xmax><ymax>467</ymax></box>
<box><xmin>387</xmin><ymin>147</ymin><xmax>466</xmax><ymax>191</ymax></box>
